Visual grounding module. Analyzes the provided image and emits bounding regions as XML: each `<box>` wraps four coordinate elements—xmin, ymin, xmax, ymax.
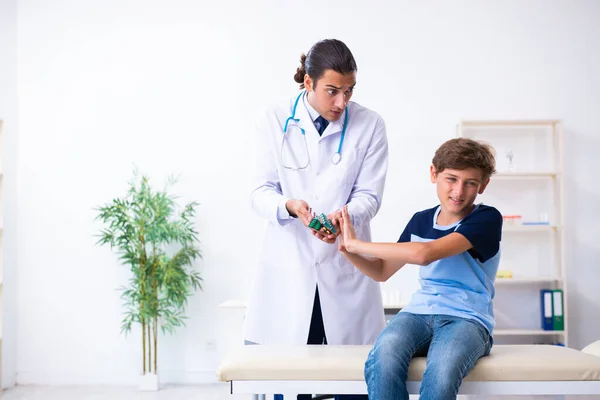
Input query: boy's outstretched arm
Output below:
<box><xmin>340</xmin><ymin>206</ymin><xmax>474</xmax><ymax>281</ymax></box>
<box><xmin>338</xmin><ymin>239</ymin><xmax>405</xmax><ymax>282</ymax></box>
<box><xmin>339</xmin><ymin>207</ymin><xmax>405</xmax><ymax>282</ymax></box>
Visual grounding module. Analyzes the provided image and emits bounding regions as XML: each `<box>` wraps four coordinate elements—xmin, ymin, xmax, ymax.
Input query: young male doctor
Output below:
<box><xmin>244</xmin><ymin>38</ymin><xmax>389</xmax><ymax>400</ymax></box>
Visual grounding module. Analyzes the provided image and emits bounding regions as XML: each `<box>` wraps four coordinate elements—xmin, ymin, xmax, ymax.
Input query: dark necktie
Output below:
<box><xmin>315</xmin><ymin>115</ymin><xmax>329</xmax><ymax>136</ymax></box>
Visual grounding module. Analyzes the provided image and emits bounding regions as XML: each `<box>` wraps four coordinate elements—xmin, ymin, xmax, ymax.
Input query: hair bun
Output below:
<box><xmin>293</xmin><ymin>53</ymin><xmax>307</xmax><ymax>85</ymax></box>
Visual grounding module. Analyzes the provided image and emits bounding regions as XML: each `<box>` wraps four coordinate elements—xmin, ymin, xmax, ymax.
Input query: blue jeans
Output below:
<box><xmin>364</xmin><ymin>312</ymin><xmax>492</xmax><ymax>400</ymax></box>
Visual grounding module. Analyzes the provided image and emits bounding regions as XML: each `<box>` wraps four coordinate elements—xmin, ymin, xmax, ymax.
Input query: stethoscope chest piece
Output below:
<box><xmin>332</xmin><ymin>152</ymin><xmax>342</xmax><ymax>165</ymax></box>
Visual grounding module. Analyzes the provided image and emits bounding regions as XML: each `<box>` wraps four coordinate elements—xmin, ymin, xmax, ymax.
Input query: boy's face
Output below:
<box><xmin>430</xmin><ymin>166</ymin><xmax>490</xmax><ymax>220</ymax></box>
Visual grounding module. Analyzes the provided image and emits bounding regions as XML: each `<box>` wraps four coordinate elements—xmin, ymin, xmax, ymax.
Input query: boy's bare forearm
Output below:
<box><xmin>341</xmin><ymin>250</ymin><xmax>407</xmax><ymax>282</ymax></box>
<box><xmin>350</xmin><ymin>240</ymin><xmax>427</xmax><ymax>265</ymax></box>
<box><xmin>340</xmin><ymin>251</ymin><xmax>386</xmax><ymax>281</ymax></box>
<box><xmin>348</xmin><ymin>233</ymin><xmax>473</xmax><ymax>267</ymax></box>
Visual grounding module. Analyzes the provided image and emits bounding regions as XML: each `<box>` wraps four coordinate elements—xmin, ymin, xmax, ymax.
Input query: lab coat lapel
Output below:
<box><xmin>295</xmin><ymin>95</ymin><xmax>344</xmax><ymax>141</ymax></box>
<box><xmin>320</xmin><ymin>111</ymin><xmax>344</xmax><ymax>140</ymax></box>
<box><xmin>295</xmin><ymin>98</ymin><xmax>321</xmax><ymax>141</ymax></box>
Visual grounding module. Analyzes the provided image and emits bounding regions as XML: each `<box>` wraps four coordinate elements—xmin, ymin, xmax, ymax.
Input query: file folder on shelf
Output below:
<box><xmin>552</xmin><ymin>289</ymin><xmax>564</xmax><ymax>331</ymax></box>
<box><xmin>541</xmin><ymin>289</ymin><xmax>554</xmax><ymax>330</ymax></box>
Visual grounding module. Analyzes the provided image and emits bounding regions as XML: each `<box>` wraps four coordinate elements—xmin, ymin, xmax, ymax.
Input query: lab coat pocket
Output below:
<box><xmin>337</xmin><ymin>148</ymin><xmax>364</xmax><ymax>187</ymax></box>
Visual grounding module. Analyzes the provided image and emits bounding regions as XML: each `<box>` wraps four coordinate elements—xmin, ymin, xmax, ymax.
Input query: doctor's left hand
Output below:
<box><xmin>310</xmin><ymin>210</ymin><xmax>342</xmax><ymax>244</ymax></box>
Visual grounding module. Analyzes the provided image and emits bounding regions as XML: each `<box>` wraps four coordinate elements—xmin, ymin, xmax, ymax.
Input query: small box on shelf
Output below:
<box><xmin>496</xmin><ymin>270</ymin><xmax>513</xmax><ymax>279</ymax></box>
<box><xmin>502</xmin><ymin>215</ymin><xmax>522</xmax><ymax>225</ymax></box>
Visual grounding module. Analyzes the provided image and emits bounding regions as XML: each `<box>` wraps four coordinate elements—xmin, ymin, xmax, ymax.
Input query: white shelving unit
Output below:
<box><xmin>495</xmin><ymin>329</ymin><xmax>564</xmax><ymax>336</ymax></box>
<box><xmin>0</xmin><ymin>120</ymin><xmax>4</xmax><ymax>385</ymax></box>
<box><xmin>495</xmin><ymin>277</ymin><xmax>563</xmax><ymax>285</ymax></box>
<box><xmin>457</xmin><ymin>119</ymin><xmax>567</xmax><ymax>346</ymax></box>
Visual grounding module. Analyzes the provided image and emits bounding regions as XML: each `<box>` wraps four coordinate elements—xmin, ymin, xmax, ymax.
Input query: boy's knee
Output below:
<box><xmin>372</xmin><ymin>332</ymin><xmax>406</xmax><ymax>366</ymax></box>
<box><xmin>422</xmin><ymin>364</ymin><xmax>463</xmax><ymax>396</ymax></box>
<box><xmin>375</xmin><ymin>331</ymin><xmax>401</xmax><ymax>355</ymax></box>
<box><xmin>364</xmin><ymin>332</ymin><xmax>411</xmax><ymax>379</ymax></box>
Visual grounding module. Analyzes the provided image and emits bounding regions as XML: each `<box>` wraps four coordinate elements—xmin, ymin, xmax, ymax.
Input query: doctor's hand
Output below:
<box><xmin>310</xmin><ymin>210</ymin><xmax>342</xmax><ymax>244</ymax></box>
<box><xmin>285</xmin><ymin>199</ymin><xmax>313</xmax><ymax>227</ymax></box>
<box><xmin>340</xmin><ymin>205</ymin><xmax>359</xmax><ymax>253</ymax></box>
<box><xmin>328</xmin><ymin>209</ymin><xmax>343</xmax><ymax>234</ymax></box>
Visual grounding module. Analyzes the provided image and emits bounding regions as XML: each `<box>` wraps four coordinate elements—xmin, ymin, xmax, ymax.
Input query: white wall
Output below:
<box><xmin>0</xmin><ymin>0</ymin><xmax>18</xmax><ymax>388</ymax></box>
<box><xmin>5</xmin><ymin>0</ymin><xmax>600</xmax><ymax>386</ymax></box>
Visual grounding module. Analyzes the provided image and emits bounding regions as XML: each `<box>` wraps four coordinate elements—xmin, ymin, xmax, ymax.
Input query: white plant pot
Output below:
<box><xmin>139</xmin><ymin>373</ymin><xmax>159</xmax><ymax>391</ymax></box>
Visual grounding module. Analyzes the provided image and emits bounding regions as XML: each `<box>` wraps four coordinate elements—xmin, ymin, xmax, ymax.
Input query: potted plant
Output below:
<box><xmin>95</xmin><ymin>172</ymin><xmax>202</xmax><ymax>390</ymax></box>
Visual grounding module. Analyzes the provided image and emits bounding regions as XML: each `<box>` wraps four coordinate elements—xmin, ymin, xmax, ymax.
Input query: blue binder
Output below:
<box><xmin>540</xmin><ymin>289</ymin><xmax>554</xmax><ymax>330</ymax></box>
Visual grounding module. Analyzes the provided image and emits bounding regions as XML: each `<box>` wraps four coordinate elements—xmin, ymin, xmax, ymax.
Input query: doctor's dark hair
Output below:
<box><xmin>432</xmin><ymin>138</ymin><xmax>497</xmax><ymax>181</ymax></box>
<box><xmin>293</xmin><ymin>39</ymin><xmax>357</xmax><ymax>89</ymax></box>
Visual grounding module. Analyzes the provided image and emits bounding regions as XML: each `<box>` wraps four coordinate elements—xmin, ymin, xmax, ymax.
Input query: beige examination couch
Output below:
<box><xmin>217</xmin><ymin>341</ymin><xmax>600</xmax><ymax>396</ymax></box>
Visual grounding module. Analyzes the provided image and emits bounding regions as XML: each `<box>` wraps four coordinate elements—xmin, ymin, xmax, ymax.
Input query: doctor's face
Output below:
<box><xmin>305</xmin><ymin>69</ymin><xmax>356</xmax><ymax>122</ymax></box>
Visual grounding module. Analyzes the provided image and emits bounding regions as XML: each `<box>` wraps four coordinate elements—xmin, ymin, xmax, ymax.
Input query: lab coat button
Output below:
<box><xmin>315</xmin><ymin>262</ymin><xmax>320</xmax><ymax>267</ymax></box>
<box><xmin>316</xmin><ymin>172</ymin><xmax>320</xmax><ymax>176</ymax></box>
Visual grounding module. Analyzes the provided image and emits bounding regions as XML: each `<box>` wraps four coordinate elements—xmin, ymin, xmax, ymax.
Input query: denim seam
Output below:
<box><xmin>415</xmin><ymin>328</ymin><xmax>434</xmax><ymax>352</ymax></box>
<box><xmin>415</xmin><ymin>315</ymin><xmax>435</xmax><ymax>351</ymax></box>
<box><xmin>459</xmin><ymin>335</ymin><xmax>490</xmax><ymax>378</ymax></box>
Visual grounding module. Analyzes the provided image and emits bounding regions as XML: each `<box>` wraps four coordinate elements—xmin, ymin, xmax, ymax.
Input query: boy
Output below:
<box><xmin>338</xmin><ymin>137</ymin><xmax>502</xmax><ymax>400</ymax></box>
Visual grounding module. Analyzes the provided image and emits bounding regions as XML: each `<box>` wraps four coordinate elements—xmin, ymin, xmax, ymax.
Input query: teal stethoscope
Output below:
<box><xmin>281</xmin><ymin>91</ymin><xmax>348</xmax><ymax>170</ymax></box>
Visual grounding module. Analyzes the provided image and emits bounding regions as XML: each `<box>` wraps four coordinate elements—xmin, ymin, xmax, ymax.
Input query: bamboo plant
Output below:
<box><xmin>95</xmin><ymin>172</ymin><xmax>202</xmax><ymax>375</ymax></box>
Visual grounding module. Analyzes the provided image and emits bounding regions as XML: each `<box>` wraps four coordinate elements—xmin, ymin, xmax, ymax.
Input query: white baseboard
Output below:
<box><xmin>16</xmin><ymin>369</ymin><xmax>220</xmax><ymax>385</ymax></box>
<box><xmin>158</xmin><ymin>369</ymin><xmax>220</xmax><ymax>384</ymax></box>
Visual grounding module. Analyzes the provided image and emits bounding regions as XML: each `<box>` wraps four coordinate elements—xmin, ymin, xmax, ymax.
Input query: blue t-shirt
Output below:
<box><xmin>398</xmin><ymin>203</ymin><xmax>502</xmax><ymax>336</ymax></box>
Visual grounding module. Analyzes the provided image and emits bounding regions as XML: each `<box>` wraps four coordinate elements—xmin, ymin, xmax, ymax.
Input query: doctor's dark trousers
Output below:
<box><xmin>274</xmin><ymin>286</ymin><xmax>368</xmax><ymax>400</ymax></box>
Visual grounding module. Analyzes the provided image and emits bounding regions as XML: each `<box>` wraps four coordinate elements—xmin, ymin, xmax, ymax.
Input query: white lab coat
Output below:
<box><xmin>243</xmin><ymin>92</ymin><xmax>388</xmax><ymax>345</ymax></box>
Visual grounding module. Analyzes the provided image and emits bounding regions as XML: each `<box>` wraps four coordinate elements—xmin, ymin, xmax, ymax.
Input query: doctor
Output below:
<box><xmin>244</xmin><ymin>38</ymin><xmax>388</xmax><ymax>392</ymax></box>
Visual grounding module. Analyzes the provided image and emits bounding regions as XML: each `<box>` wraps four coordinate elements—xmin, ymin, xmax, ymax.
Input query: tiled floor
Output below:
<box><xmin>0</xmin><ymin>383</ymin><xmax>252</xmax><ymax>400</ymax></box>
<box><xmin>3</xmin><ymin>386</ymin><xmax>600</xmax><ymax>400</ymax></box>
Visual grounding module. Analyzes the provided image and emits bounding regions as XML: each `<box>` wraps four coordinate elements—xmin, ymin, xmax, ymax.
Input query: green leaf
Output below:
<box><xmin>95</xmin><ymin>170</ymin><xmax>203</xmax><ymax>352</ymax></box>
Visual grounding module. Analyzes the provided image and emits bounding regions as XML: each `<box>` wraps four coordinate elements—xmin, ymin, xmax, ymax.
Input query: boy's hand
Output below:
<box><xmin>341</xmin><ymin>205</ymin><xmax>359</xmax><ymax>253</ymax></box>
<box><xmin>338</xmin><ymin>231</ymin><xmax>348</xmax><ymax>253</ymax></box>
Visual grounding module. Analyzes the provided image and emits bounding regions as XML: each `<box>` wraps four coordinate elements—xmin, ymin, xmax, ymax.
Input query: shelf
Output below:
<box><xmin>495</xmin><ymin>329</ymin><xmax>564</xmax><ymax>336</ymax></box>
<box><xmin>503</xmin><ymin>225</ymin><xmax>559</xmax><ymax>232</ymax></box>
<box><xmin>494</xmin><ymin>172</ymin><xmax>558</xmax><ymax>179</ymax></box>
<box><xmin>495</xmin><ymin>277</ymin><xmax>563</xmax><ymax>285</ymax></box>
<box><xmin>459</xmin><ymin>120</ymin><xmax>561</xmax><ymax>127</ymax></box>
